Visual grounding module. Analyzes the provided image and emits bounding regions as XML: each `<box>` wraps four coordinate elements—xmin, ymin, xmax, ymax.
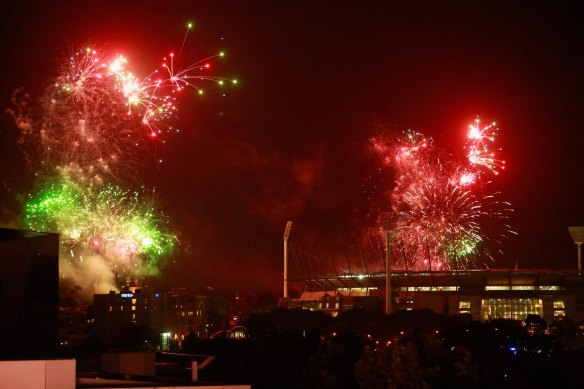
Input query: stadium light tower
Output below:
<box><xmin>568</xmin><ymin>227</ymin><xmax>584</xmax><ymax>273</ymax></box>
<box><xmin>283</xmin><ymin>221</ymin><xmax>293</xmax><ymax>299</ymax></box>
<box><xmin>380</xmin><ymin>213</ymin><xmax>394</xmax><ymax>315</ymax></box>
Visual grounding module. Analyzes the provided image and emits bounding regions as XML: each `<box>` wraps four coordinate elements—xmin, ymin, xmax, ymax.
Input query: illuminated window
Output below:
<box><xmin>336</xmin><ymin>287</ymin><xmax>377</xmax><ymax>295</ymax></box>
<box><xmin>540</xmin><ymin>285</ymin><xmax>561</xmax><ymax>291</ymax></box>
<box><xmin>485</xmin><ymin>286</ymin><xmax>510</xmax><ymax>291</ymax></box>
<box><xmin>459</xmin><ymin>300</ymin><xmax>471</xmax><ymax>315</ymax></box>
<box><xmin>511</xmin><ymin>286</ymin><xmax>535</xmax><ymax>290</ymax></box>
<box><xmin>553</xmin><ymin>301</ymin><xmax>565</xmax><ymax>309</ymax></box>
<box><xmin>485</xmin><ymin>285</ymin><xmax>536</xmax><ymax>290</ymax></box>
<box><xmin>131</xmin><ymin>306</ymin><xmax>136</xmax><ymax>311</ymax></box>
<box><xmin>481</xmin><ymin>298</ymin><xmax>543</xmax><ymax>320</ymax></box>
<box><xmin>394</xmin><ymin>286</ymin><xmax>459</xmax><ymax>292</ymax></box>
<box><xmin>132</xmin><ymin>298</ymin><xmax>137</xmax><ymax>305</ymax></box>
<box><xmin>109</xmin><ymin>306</ymin><xmax>113</xmax><ymax>312</ymax></box>
<box><xmin>553</xmin><ymin>300</ymin><xmax>566</xmax><ymax>318</ymax></box>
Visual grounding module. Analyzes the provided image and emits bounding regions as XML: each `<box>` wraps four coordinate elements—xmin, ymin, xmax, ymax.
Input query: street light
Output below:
<box><xmin>568</xmin><ymin>227</ymin><xmax>584</xmax><ymax>272</ymax></box>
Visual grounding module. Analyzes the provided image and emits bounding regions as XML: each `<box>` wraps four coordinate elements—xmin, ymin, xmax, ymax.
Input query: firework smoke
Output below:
<box><xmin>24</xmin><ymin>167</ymin><xmax>175</xmax><ymax>297</ymax></box>
<box><xmin>372</xmin><ymin>120</ymin><xmax>513</xmax><ymax>270</ymax></box>
<box><xmin>7</xmin><ymin>26</ymin><xmax>231</xmax><ymax>297</ymax></box>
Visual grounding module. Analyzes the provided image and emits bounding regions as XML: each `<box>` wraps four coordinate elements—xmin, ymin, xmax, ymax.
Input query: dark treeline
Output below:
<box><xmin>178</xmin><ymin>309</ymin><xmax>584</xmax><ymax>388</ymax></box>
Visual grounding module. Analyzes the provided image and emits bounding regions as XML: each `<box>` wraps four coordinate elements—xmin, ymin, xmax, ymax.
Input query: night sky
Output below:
<box><xmin>1</xmin><ymin>1</ymin><xmax>583</xmax><ymax>294</ymax></box>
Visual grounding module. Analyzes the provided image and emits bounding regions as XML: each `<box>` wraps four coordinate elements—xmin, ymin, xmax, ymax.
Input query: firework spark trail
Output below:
<box><xmin>371</xmin><ymin>121</ymin><xmax>513</xmax><ymax>270</ymax></box>
<box><xmin>9</xmin><ymin>35</ymin><xmax>236</xmax><ymax>181</ymax></box>
<box><xmin>24</xmin><ymin>167</ymin><xmax>176</xmax><ymax>296</ymax></box>
<box><xmin>24</xmin><ymin>168</ymin><xmax>175</xmax><ymax>261</ymax></box>
<box><xmin>7</xmin><ymin>25</ymin><xmax>232</xmax><ymax>296</ymax></box>
<box><xmin>466</xmin><ymin>117</ymin><xmax>506</xmax><ymax>175</ymax></box>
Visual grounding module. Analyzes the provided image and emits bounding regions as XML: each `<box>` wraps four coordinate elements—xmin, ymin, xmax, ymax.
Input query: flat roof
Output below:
<box><xmin>294</xmin><ymin>269</ymin><xmax>584</xmax><ymax>290</ymax></box>
<box><xmin>77</xmin><ymin>373</ymin><xmax>249</xmax><ymax>389</ymax></box>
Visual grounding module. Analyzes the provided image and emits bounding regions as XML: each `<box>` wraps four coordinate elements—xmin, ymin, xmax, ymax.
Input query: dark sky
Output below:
<box><xmin>1</xmin><ymin>1</ymin><xmax>583</xmax><ymax>294</ymax></box>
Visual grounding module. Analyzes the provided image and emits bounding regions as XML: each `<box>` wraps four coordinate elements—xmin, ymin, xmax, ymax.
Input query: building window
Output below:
<box><xmin>485</xmin><ymin>286</ymin><xmax>510</xmax><ymax>291</ymax></box>
<box><xmin>540</xmin><ymin>286</ymin><xmax>561</xmax><ymax>291</ymax></box>
<box><xmin>553</xmin><ymin>300</ymin><xmax>565</xmax><ymax>318</ymax></box>
<box><xmin>511</xmin><ymin>286</ymin><xmax>535</xmax><ymax>290</ymax></box>
<box><xmin>553</xmin><ymin>300</ymin><xmax>565</xmax><ymax>309</ymax></box>
<box><xmin>486</xmin><ymin>285</ymin><xmax>544</xmax><ymax>291</ymax></box>
<box><xmin>336</xmin><ymin>287</ymin><xmax>378</xmax><ymax>295</ymax></box>
<box><xmin>394</xmin><ymin>286</ymin><xmax>459</xmax><ymax>292</ymax></box>
<box><xmin>459</xmin><ymin>300</ymin><xmax>471</xmax><ymax>315</ymax></box>
<box><xmin>481</xmin><ymin>298</ymin><xmax>542</xmax><ymax>321</ymax></box>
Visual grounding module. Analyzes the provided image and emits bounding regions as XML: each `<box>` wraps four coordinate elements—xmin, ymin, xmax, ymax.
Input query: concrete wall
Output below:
<box><xmin>0</xmin><ymin>359</ymin><xmax>75</xmax><ymax>389</ymax></box>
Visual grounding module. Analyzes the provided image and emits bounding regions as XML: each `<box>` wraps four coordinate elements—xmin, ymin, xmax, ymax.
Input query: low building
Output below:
<box><xmin>288</xmin><ymin>269</ymin><xmax>584</xmax><ymax>323</ymax></box>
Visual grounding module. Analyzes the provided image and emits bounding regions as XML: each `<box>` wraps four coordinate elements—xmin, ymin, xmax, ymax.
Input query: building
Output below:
<box><xmin>93</xmin><ymin>282</ymin><xmax>165</xmax><ymax>348</ymax></box>
<box><xmin>165</xmin><ymin>288</ymin><xmax>209</xmax><ymax>338</ymax></box>
<box><xmin>287</xmin><ymin>269</ymin><xmax>584</xmax><ymax>323</ymax></box>
<box><xmin>93</xmin><ymin>286</ymin><xmax>230</xmax><ymax>349</ymax></box>
<box><xmin>0</xmin><ymin>228</ymin><xmax>60</xmax><ymax>359</ymax></box>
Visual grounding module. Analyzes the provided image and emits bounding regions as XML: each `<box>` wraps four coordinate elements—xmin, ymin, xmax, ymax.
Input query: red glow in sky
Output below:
<box><xmin>1</xmin><ymin>1</ymin><xmax>583</xmax><ymax>294</ymax></box>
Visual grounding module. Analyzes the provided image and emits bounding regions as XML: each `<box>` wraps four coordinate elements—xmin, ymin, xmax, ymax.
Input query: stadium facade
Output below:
<box><xmin>285</xmin><ymin>269</ymin><xmax>584</xmax><ymax>323</ymax></box>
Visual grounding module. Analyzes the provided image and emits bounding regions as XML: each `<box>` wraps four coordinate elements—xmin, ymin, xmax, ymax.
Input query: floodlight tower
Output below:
<box><xmin>283</xmin><ymin>221</ymin><xmax>293</xmax><ymax>299</ymax></box>
<box><xmin>380</xmin><ymin>212</ymin><xmax>394</xmax><ymax>315</ymax></box>
<box><xmin>568</xmin><ymin>227</ymin><xmax>584</xmax><ymax>273</ymax></box>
